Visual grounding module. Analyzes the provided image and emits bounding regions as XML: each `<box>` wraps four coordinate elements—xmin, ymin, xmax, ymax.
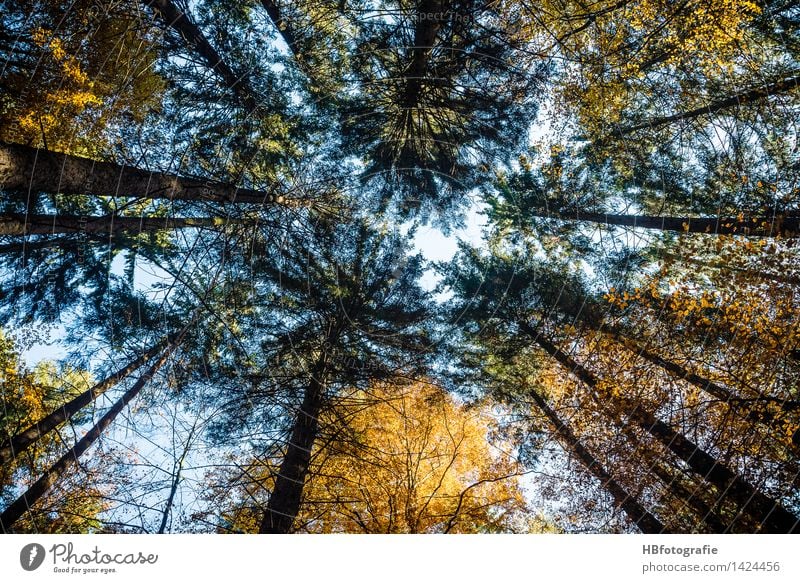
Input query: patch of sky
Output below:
<box><xmin>411</xmin><ymin>195</ymin><xmax>487</xmax><ymax>297</ymax></box>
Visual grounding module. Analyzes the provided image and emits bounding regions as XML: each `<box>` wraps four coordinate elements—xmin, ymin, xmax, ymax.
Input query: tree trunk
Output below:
<box><xmin>0</xmin><ymin>341</ymin><xmax>179</xmax><ymax>533</ymax></box>
<box><xmin>536</xmin><ymin>210</ymin><xmax>800</xmax><ymax>237</ymax></box>
<box><xmin>604</xmin><ymin>329</ymin><xmax>800</xmax><ymax>429</ymax></box>
<box><xmin>259</xmin><ymin>375</ymin><xmax>325</xmax><ymax>534</ymax></box>
<box><xmin>0</xmin><ymin>338</ymin><xmax>169</xmax><ymax>466</ymax></box>
<box><xmin>0</xmin><ymin>237</ymin><xmax>91</xmax><ymax>257</ymax></box>
<box><xmin>526</xmin><ymin>387</ymin><xmax>668</xmax><ymax>533</ymax></box>
<box><xmin>144</xmin><ymin>0</ymin><xmax>259</xmax><ymax>112</ymax></box>
<box><xmin>659</xmin><ymin>250</ymin><xmax>800</xmax><ymax>287</ymax></box>
<box><xmin>402</xmin><ymin>0</ymin><xmax>444</xmax><ymax>107</ymax></box>
<box><xmin>260</xmin><ymin>0</ymin><xmax>301</xmax><ymax>59</ymax></box>
<box><xmin>649</xmin><ymin>462</ymin><xmax>731</xmax><ymax>533</ymax></box>
<box><xmin>0</xmin><ymin>213</ymin><xmax>232</xmax><ymax>236</ymax></box>
<box><xmin>613</xmin><ymin>73</ymin><xmax>800</xmax><ymax>137</ymax></box>
<box><xmin>0</xmin><ymin>143</ymin><xmax>283</xmax><ymax>205</ymax></box>
<box><xmin>523</xmin><ymin>324</ymin><xmax>800</xmax><ymax>533</ymax></box>
<box><xmin>607</xmin><ymin>400</ymin><xmax>733</xmax><ymax>533</ymax></box>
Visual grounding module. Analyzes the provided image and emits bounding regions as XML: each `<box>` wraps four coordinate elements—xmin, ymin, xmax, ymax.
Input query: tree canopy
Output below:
<box><xmin>0</xmin><ymin>0</ymin><xmax>798</xmax><ymax>534</ymax></box>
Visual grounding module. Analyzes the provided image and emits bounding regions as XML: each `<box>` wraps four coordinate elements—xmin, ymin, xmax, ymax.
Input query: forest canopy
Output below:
<box><xmin>0</xmin><ymin>0</ymin><xmax>798</xmax><ymax>534</ymax></box>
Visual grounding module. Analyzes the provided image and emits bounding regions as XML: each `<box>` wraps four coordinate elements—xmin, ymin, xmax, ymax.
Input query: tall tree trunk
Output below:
<box><xmin>533</xmin><ymin>209</ymin><xmax>800</xmax><ymax>237</ymax></box>
<box><xmin>659</xmin><ymin>250</ymin><xmax>800</xmax><ymax>287</ymax></box>
<box><xmin>402</xmin><ymin>0</ymin><xmax>444</xmax><ymax>107</ymax></box>
<box><xmin>0</xmin><ymin>213</ymin><xmax>232</xmax><ymax>236</ymax></box>
<box><xmin>612</xmin><ymin>73</ymin><xmax>800</xmax><ymax>137</ymax></box>
<box><xmin>607</xmin><ymin>402</ymin><xmax>733</xmax><ymax>533</ymax></box>
<box><xmin>0</xmin><ymin>338</ymin><xmax>169</xmax><ymax>466</ymax></box>
<box><xmin>649</xmin><ymin>462</ymin><xmax>731</xmax><ymax>534</ymax></box>
<box><xmin>144</xmin><ymin>0</ymin><xmax>259</xmax><ymax>112</ymax></box>
<box><xmin>0</xmin><ymin>142</ymin><xmax>283</xmax><ymax>204</ymax></box>
<box><xmin>522</xmin><ymin>323</ymin><xmax>800</xmax><ymax>533</ymax></box>
<box><xmin>526</xmin><ymin>386</ymin><xmax>668</xmax><ymax>533</ymax></box>
<box><xmin>259</xmin><ymin>375</ymin><xmax>325</xmax><ymax>534</ymax></box>
<box><xmin>0</xmin><ymin>237</ymin><xmax>92</xmax><ymax>257</ymax></box>
<box><xmin>603</xmin><ymin>328</ymin><xmax>800</xmax><ymax>429</ymax></box>
<box><xmin>0</xmin><ymin>340</ymin><xmax>180</xmax><ymax>533</ymax></box>
<box><xmin>260</xmin><ymin>0</ymin><xmax>301</xmax><ymax>60</ymax></box>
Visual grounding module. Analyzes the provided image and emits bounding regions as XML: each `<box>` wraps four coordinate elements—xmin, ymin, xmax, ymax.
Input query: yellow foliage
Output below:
<box><xmin>11</xmin><ymin>28</ymin><xmax>104</xmax><ymax>148</ymax></box>
<box><xmin>0</xmin><ymin>331</ymin><xmax>106</xmax><ymax>532</ymax></box>
<box><xmin>501</xmin><ymin>0</ymin><xmax>761</xmax><ymax>139</ymax></box>
<box><xmin>304</xmin><ymin>382</ymin><xmax>527</xmax><ymax>533</ymax></box>
<box><xmin>1</xmin><ymin>9</ymin><xmax>165</xmax><ymax>156</ymax></box>
<box><xmin>225</xmin><ymin>381</ymin><xmax>529</xmax><ymax>533</ymax></box>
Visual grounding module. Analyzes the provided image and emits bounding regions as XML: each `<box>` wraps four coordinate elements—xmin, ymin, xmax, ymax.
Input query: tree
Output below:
<box><xmin>528</xmin><ymin>328</ymin><xmax>799</xmax><ymax>533</ymax></box>
<box><xmin>441</xmin><ymin>242</ymin><xmax>800</xmax><ymax>533</ymax></box>
<box><xmin>602</xmin><ymin>235</ymin><xmax>800</xmax><ymax>451</ymax></box>
<box><xmin>608</xmin><ymin>73</ymin><xmax>800</xmax><ymax>139</ymax></box>
<box><xmin>144</xmin><ymin>0</ymin><xmax>260</xmax><ymax>113</ymax></box>
<box><xmin>0</xmin><ymin>330</ymin><xmax>109</xmax><ymax>532</ymax></box>
<box><xmin>489</xmin><ymin>159</ymin><xmax>800</xmax><ymax>241</ymax></box>
<box><xmin>0</xmin><ymin>142</ymin><xmax>286</xmax><ymax>205</ymax></box>
<box><xmin>509</xmin><ymin>0</ymin><xmax>783</xmax><ymax>147</ymax></box>
<box><xmin>0</xmin><ymin>336</ymin><xmax>168</xmax><ymax>465</ymax></box>
<box><xmin>216</xmin><ymin>381</ymin><xmax>531</xmax><ymax>533</ymax></box>
<box><xmin>256</xmin><ymin>217</ymin><xmax>435</xmax><ymax>533</ymax></box>
<box><xmin>178</xmin><ymin>212</ymin><xmax>436</xmax><ymax>534</ymax></box>
<box><xmin>257</xmin><ymin>0</ymin><xmax>350</xmax><ymax>95</ymax></box>
<box><xmin>3</xmin><ymin>0</ymin><xmax>800</xmax><ymax>535</ymax></box>
<box><xmin>490</xmin><ymin>360</ymin><xmax>668</xmax><ymax>533</ymax></box>
<box><xmin>0</xmin><ymin>140</ymin><xmax>285</xmax><ymax>324</ymax></box>
<box><xmin>341</xmin><ymin>0</ymin><xmax>543</xmax><ymax>219</ymax></box>
<box><xmin>0</xmin><ymin>329</ymin><xmax>185</xmax><ymax>532</ymax></box>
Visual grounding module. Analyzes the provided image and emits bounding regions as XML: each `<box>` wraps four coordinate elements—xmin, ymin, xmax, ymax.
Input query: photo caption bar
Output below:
<box><xmin>1</xmin><ymin>534</ymin><xmax>796</xmax><ymax>582</ymax></box>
